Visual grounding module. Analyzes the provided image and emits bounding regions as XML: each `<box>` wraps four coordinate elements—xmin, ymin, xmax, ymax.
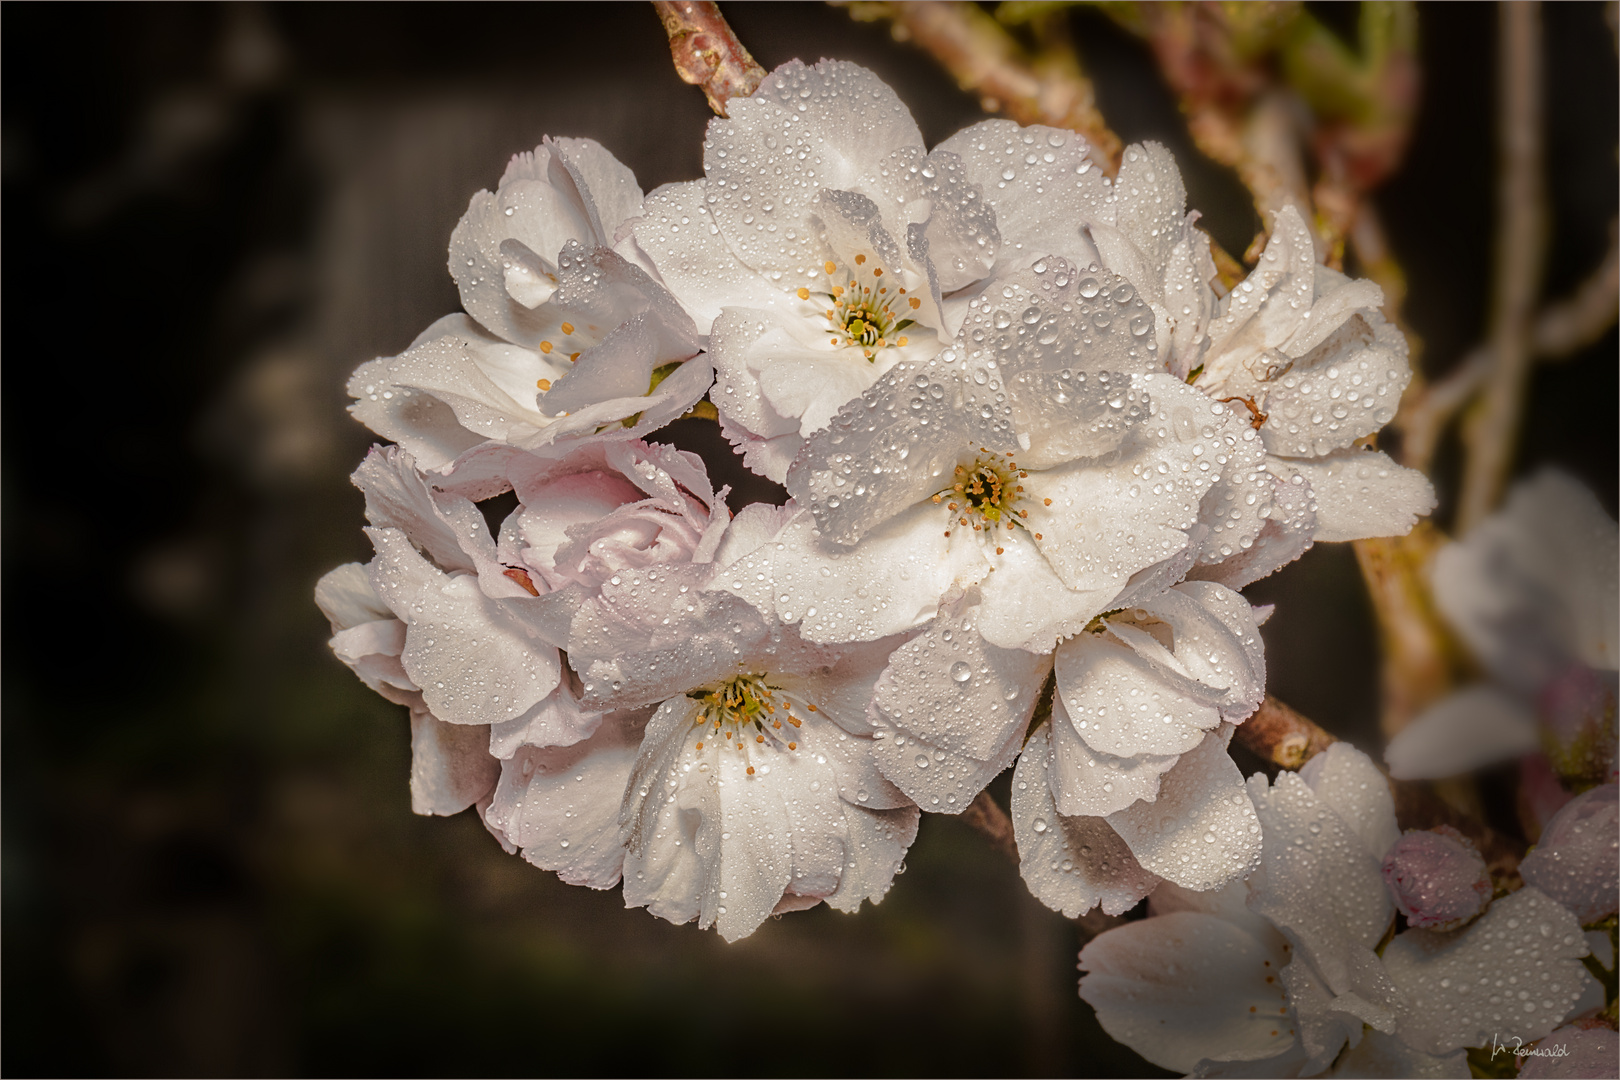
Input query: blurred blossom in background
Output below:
<box><xmin>2</xmin><ymin>3</ymin><xmax>1614</xmax><ymax>1076</ymax></box>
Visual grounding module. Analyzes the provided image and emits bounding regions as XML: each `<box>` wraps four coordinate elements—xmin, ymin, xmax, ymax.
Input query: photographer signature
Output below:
<box><xmin>1490</xmin><ymin>1033</ymin><xmax>1571</xmax><ymax>1062</ymax></box>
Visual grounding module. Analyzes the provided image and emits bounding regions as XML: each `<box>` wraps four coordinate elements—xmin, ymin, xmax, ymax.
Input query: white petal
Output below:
<box><xmin>409</xmin><ymin>709</ymin><xmax>499</xmax><ymax>816</ymax></box>
<box><xmin>1297</xmin><ymin>741</ymin><xmax>1401</xmax><ymax>858</ymax></box>
<box><xmin>893</xmin><ymin>146</ymin><xmax>999</xmax><ymax>292</ymax></box>
<box><xmin>1105</xmin><ymin>730</ymin><xmax>1262</xmax><ymax>891</ymax></box>
<box><xmin>546</xmin><ymin>136</ymin><xmax>644</xmax><ymax>244</ymax></box>
<box><xmin>1025</xmin><ymin>374</ymin><xmax>1221</xmax><ymax>591</ymax></box>
<box><xmin>824</xmin><ymin>804</ymin><xmax>920</xmax><ymax>914</ymax></box>
<box><xmin>1246</xmin><ymin>771</ymin><xmax>1399</xmax><ymax>1010</ymax></box>
<box><xmin>634</xmin><ymin>180</ymin><xmax>772</xmax><ymax>335</ymax></box>
<box><xmin>1012</xmin><ymin>725</ymin><xmax>1159</xmax><ymax>917</ymax></box>
<box><xmin>315</xmin><ymin>561</ymin><xmax>394</xmax><ymax>632</ymax></box>
<box><xmin>871</xmin><ymin>589</ymin><xmax>1051</xmax><ymax>759</ymax></box>
<box><xmin>367</xmin><ymin>527</ymin><xmax>561</xmax><ymax>725</ymax></box>
<box><xmin>1433</xmin><ymin>470</ymin><xmax>1620</xmax><ymax>689</ymax></box>
<box><xmin>1321</xmin><ymin>1028</ymin><xmax>1468</xmax><ymax>1079</ymax></box>
<box><xmin>1111</xmin><ymin>142</ymin><xmax>1191</xmax><ymax>304</ymax></box>
<box><xmin>488</xmin><ymin>676</ymin><xmax>605</xmax><ymax>757</ymax></box>
<box><xmin>1149</xmin><ymin>876</ymin><xmax>1284</xmax><ymax>950</ymax></box>
<box><xmin>935</xmin><ymin>119</ymin><xmax>1109</xmax><ymax>282</ymax></box>
<box><xmin>1381</xmin><ymin>887</ymin><xmax>1592</xmax><ymax>1056</ymax></box>
<box><xmin>974</xmin><ymin>531</ymin><xmax>1121</xmax><ymax>651</ymax></box>
<box><xmin>1189</xmin><ymin>470</ymin><xmax>1319</xmax><ymax>589</ymax></box>
<box><xmin>1048</xmin><ymin>691</ymin><xmax>1181</xmax><ymax>817</ymax></box>
<box><xmin>703</xmin><ymin>60</ymin><xmax>921</xmax><ymax>281</ymax></box>
<box><xmin>1384</xmin><ymin>685</ymin><xmax>1539</xmax><ymax>780</ymax></box>
<box><xmin>485</xmin><ymin>710</ymin><xmax>644</xmax><ymax>887</ymax></box>
<box><xmin>1079</xmin><ymin>911</ymin><xmax>1297</xmax><ymax>1073</ymax></box>
<box><xmin>715</xmin><ymin>504</ymin><xmax>986</xmax><ymax>645</ymax></box>
<box><xmin>870</xmin><ymin>699</ymin><xmax>1025</xmax><ymax>813</ymax></box>
<box><xmin>1262</xmin><ymin>307</ymin><xmax>1409</xmax><ymax>458</ymax></box>
<box><xmin>1056</xmin><ymin>632</ymin><xmax>1221</xmax><ymax>760</ymax></box>
<box><xmin>1281</xmin><ymin>448</ymin><xmax>1435</xmax><ymax>543</ymax></box>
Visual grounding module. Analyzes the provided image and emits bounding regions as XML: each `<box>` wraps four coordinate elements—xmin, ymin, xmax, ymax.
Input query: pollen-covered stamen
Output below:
<box><xmin>934</xmin><ymin>450</ymin><xmax>1025</xmax><ymax>538</ymax></box>
<box><xmin>809</xmin><ymin>255</ymin><xmax>919</xmax><ymax>361</ymax></box>
<box><xmin>686</xmin><ymin>673</ymin><xmax>807</xmax><ymax>773</ymax></box>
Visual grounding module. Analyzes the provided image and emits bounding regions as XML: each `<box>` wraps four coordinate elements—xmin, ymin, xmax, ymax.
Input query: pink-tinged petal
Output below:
<box><xmin>1517</xmin><ymin>1021</ymin><xmax>1620</xmax><ymax>1079</ymax></box>
<box><xmin>1298</xmin><ymin>741</ymin><xmax>1401</xmax><ymax>860</ymax></box>
<box><xmin>1105</xmin><ymin>730</ymin><xmax>1262</xmax><ymax>891</ymax></box>
<box><xmin>824</xmin><ymin>804</ymin><xmax>920</xmax><ymax>914</ymax></box>
<box><xmin>1523</xmin><ymin>753</ymin><xmax>1579</xmax><ymax>842</ymax></box>
<box><xmin>1055</xmin><ymin>631</ymin><xmax>1221</xmax><ymax>760</ymax></box>
<box><xmin>1278</xmin><ymin>449</ymin><xmax>1434</xmax><ymax>544</ymax></box>
<box><xmin>485</xmin><ymin>710</ymin><xmax>646</xmax><ymax>888</ymax></box>
<box><xmin>883</xmin><ymin>145</ymin><xmax>998</xmax><ymax>292</ymax></box>
<box><xmin>1320</xmin><ymin>1028</ymin><xmax>1469</xmax><ymax>1079</ymax></box>
<box><xmin>544</xmin><ymin>136</ymin><xmax>644</xmax><ymax>245</ymax></box>
<box><xmin>1385</xmin><ymin>685</ymin><xmax>1539</xmax><ymax>780</ymax></box>
<box><xmin>1188</xmin><ymin>1047</ymin><xmax>1308</xmax><ymax>1078</ymax></box>
<box><xmin>634</xmin><ymin>181</ymin><xmax>773</xmax><ymax>335</ymax></box>
<box><xmin>367</xmin><ymin>527</ymin><xmax>561</xmax><ymax>726</ymax></box>
<box><xmin>935</xmin><ymin>120</ymin><xmax>1109</xmax><ymax>288</ymax></box>
<box><xmin>1012</xmin><ymin>725</ymin><xmax>1159</xmax><ymax>917</ymax></box>
<box><xmin>704</xmin><ymin>59</ymin><xmax>921</xmax><ymax>281</ymax></box>
<box><xmin>1520</xmin><ymin>784</ymin><xmax>1619</xmax><ymax>923</ymax></box>
<box><xmin>716</xmin><ymin>504</ymin><xmax>986</xmax><ymax>645</ymax></box>
<box><xmin>1202</xmin><ymin>205</ymin><xmax>1319</xmax><ymax>380</ymax></box>
<box><xmin>1079</xmin><ymin>911</ymin><xmax>1297</xmax><ymax>1073</ymax></box>
<box><xmin>1381</xmin><ymin>827</ymin><xmax>1492</xmax><ymax>931</ymax></box>
<box><xmin>1246</xmin><ymin>769</ymin><xmax>1399</xmax><ymax>1007</ymax></box>
<box><xmin>1048</xmin><ymin>691</ymin><xmax>1180</xmax><ymax>817</ymax></box>
<box><xmin>1109</xmin><ymin>143</ymin><xmax>1193</xmax><ymax>305</ymax></box>
<box><xmin>409</xmin><ymin>709</ymin><xmax>499</xmax><ymax>817</ymax></box>
<box><xmin>872</xmin><ymin>588</ymin><xmax>1050</xmax><ymax>760</ymax></box>
<box><xmin>1382</xmin><ymin>887</ymin><xmax>1591</xmax><ymax>1056</ymax></box>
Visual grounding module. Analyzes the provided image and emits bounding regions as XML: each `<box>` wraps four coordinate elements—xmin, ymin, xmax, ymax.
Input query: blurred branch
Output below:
<box><xmin>838</xmin><ymin>1</ymin><xmax>1124</xmax><ymax>172</ymax></box>
<box><xmin>961</xmin><ymin>790</ymin><xmax>1019</xmax><ymax>861</ymax></box>
<box><xmin>1457</xmin><ymin>1</ymin><xmax>1547</xmax><ymax>534</ymax></box>
<box><xmin>651</xmin><ymin>1</ymin><xmax>765</xmax><ymax>117</ymax></box>
<box><xmin>1397</xmin><ymin>220</ymin><xmax>1618</xmax><ymax>473</ymax></box>
<box><xmin>1352</xmin><ymin>523</ymin><xmax>1460</xmax><ymax>739</ymax></box>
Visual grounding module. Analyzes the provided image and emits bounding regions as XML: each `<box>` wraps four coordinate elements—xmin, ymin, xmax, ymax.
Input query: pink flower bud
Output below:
<box><xmin>1381</xmin><ymin>825</ymin><xmax>1492</xmax><ymax>930</ymax></box>
<box><xmin>1538</xmin><ymin>662</ymin><xmax>1618</xmax><ymax>788</ymax></box>
<box><xmin>1520</xmin><ymin>783</ymin><xmax>1619</xmax><ymax>924</ymax></box>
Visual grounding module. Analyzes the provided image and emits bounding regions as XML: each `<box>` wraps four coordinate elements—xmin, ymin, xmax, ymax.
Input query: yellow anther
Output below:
<box><xmin>540</xmin><ymin>341</ymin><xmax>554</xmax><ymax>354</ymax></box>
<box><xmin>824</xmin><ymin>261</ymin><xmax>837</xmax><ymax>274</ymax></box>
<box><xmin>872</xmin><ymin>267</ymin><xmax>882</xmax><ymax>276</ymax></box>
<box><xmin>570</xmin><ymin>352</ymin><xmax>580</xmax><ymax>362</ymax></box>
<box><xmin>797</xmin><ymin>287</ymin><xmax>810</xmax><ymax>300</ymax></box>
<box><xmin>787</xmin><ymin>742</ymin><xmax>797</xmax><ymax>750</ymax></box>
<box><xmin>897</xmin><ymin>337</ymin><xmax>909</xmax><ymax>347</ymax></box>
<box><xmin>536</xmin><ymin>378</ymin><xmax>552</xmax><ymax>390</ymax></box>
<box><xmin>855</xmin><ymin>254</ymin><xmax>866</xmax><ymax>265</ymax></box>
<box><xmin>560</xmin><ymin>322</ymin><xmax>575</xmax><ymax>335</ymax></box>
<box><xmin>909</xmin><ymin>297</ymin><xmax>921</xmax><ymax>309</ymax></box>
<box><xmin>747</xmin><ymin>766</ymin><xmax>756</xmax><ymax>775</ymax></box>
<box><xmin>1044</xmin><ymin>498</ymin><xmax>1053</xmax><ymax>506</ymax></box>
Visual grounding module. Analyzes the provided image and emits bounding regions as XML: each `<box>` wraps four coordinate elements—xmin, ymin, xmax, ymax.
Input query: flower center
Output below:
<box><xmin>934</xmin><ymin>450</ymin><xmax>1030</xmax><ymax>542</ymax></box>
<box><xmin>797</xmin><ymin>254</ymin><xmax>920</xmax><ymax>361</ymax></box>
<box><xmin>687</xmin><ymin>672</ymin><xmax>811</xmax><ymax>775</ymax></box>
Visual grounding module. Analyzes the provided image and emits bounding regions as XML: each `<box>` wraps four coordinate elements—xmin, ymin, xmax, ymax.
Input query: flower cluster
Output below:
<box><xmin>318</xmin><ymin>60</ymin><xmax>1436</xmax><ymax>941</ymax></box>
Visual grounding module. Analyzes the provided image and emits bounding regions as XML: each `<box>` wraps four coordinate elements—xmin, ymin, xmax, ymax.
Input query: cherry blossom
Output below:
<box><xmin>349</xmin><ymin>138</ymin><xmax>711</xmax><ymax>474</ymax></box>
<box><xmin>1387</xmin><ymin>471</ymin><xmax>1619</xmax><ymax>783</ymax></box>
<box><xmin>1079</xmin><ymin>744</ymin><xmax>1600</xmax><ymax>1076</ymax></box>
<box><xmin>1380</xmin><ymin>826</ymin><xmax>1492</xmax><ymax>931</ymax></box>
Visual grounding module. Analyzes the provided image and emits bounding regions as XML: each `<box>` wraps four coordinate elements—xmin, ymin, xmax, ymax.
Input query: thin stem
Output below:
<box><xmin>651</xmin><ymin>1</ymin><xmax>765</xmax><ymax>118</ymax></box>
<box><xmin>1233</xmin><ymin>695</ymin><xmax>1337</xmax><ymax>770</ymax></box>
<box><xmin>1457</xmin><ymin>1</ymin><xmax>1546</xmax><ymax>534</ymax></box>
<box><xmin>839</xmin><ymin>1</ymin><xmax>1123</xmax><ymax>173</ymax></box>
<box><xmin>961</xmin><ymin>789</ymin><xmax>1018</xmax><ymax>862</ymax></box>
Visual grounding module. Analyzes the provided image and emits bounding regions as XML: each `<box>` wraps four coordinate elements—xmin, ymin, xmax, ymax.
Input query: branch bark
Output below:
<box><xmin>839</xmin><ymin>1</ymin><xmax>1123</xmax><ymax>173</ymax></box>
<box><xmin>651</xmin><ymin>1</ymin><xmax>765</xmax><ymax>118</ymax></box>
<box><xmin>1457</xmin><ymin>1</ymin><xmax>1547</xmax><ymax>534</ymax></box>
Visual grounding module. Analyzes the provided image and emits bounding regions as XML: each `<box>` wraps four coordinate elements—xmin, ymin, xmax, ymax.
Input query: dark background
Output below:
<box><xmin>3</xmin><ymin>3</ymin><xmax>1614</xmax><ymax>1076</ymax></box>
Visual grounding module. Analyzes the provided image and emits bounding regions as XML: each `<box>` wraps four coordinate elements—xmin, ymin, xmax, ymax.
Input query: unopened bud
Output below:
<box><xmin>1519</xmin><ymin>783</ymin><xmax>1619</xmax><ymax>924</ymax></box>
<box><xmin>1381</xmin><ymin>825</ymin><xmax>1492</xmax><ymax>930</ymax></box>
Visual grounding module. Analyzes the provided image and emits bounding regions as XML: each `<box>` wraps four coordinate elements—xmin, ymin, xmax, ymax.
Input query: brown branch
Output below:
<box><xmin>839</xmin><ymin>1</ymin><xmax>1123</xmax><ymax>173</ymax></box>
<box><xmin>1234</xmin><ymin>695</ymin><xmax>1337</xmax><ymax>770</ymax></box>
<box><xmin>961</xmin><ymin>789</ymin><xmax>1019</xmax><ymax>862</ymax></box>
<box><xmin>1352</xmin><ymin>523</ymin><xmax>1460</xmax><ymax>738</ymax></box>
<box><xmin>1457</xmin><ymin>1</ymin><xmax>1547</xmax><ymax>534</ymax></box>
<box><xmin>652</xmin><ymin>1</ymin><xmax>765</xmax><ymax>118</ymax></box>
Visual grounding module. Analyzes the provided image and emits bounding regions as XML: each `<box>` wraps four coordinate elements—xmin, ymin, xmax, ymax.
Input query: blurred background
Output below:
<box><xmin>2</xmin><ymin>3</ymin><xmax>1614</xmax><ymax>1076</ymax></box>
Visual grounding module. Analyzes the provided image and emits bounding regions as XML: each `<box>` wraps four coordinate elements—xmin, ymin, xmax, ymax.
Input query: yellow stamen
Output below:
<box><xmin>797</xmin><ymin>287</ymin><xmax>810</xmax><ymax>300</ymax></box>
<box><xmin>536</xmin><ymin>378</ymin><xmax>552</xmax><ymax>390</ymax></box>
<box><xmin>560</xmin><ymin>322</ymin><xmax>575</xmax><ymax>335</ymax></box>
<box><xmin>540</xmin><ymin>341</ymin><xmax>554</xmax><ymax>354</ymax></box>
